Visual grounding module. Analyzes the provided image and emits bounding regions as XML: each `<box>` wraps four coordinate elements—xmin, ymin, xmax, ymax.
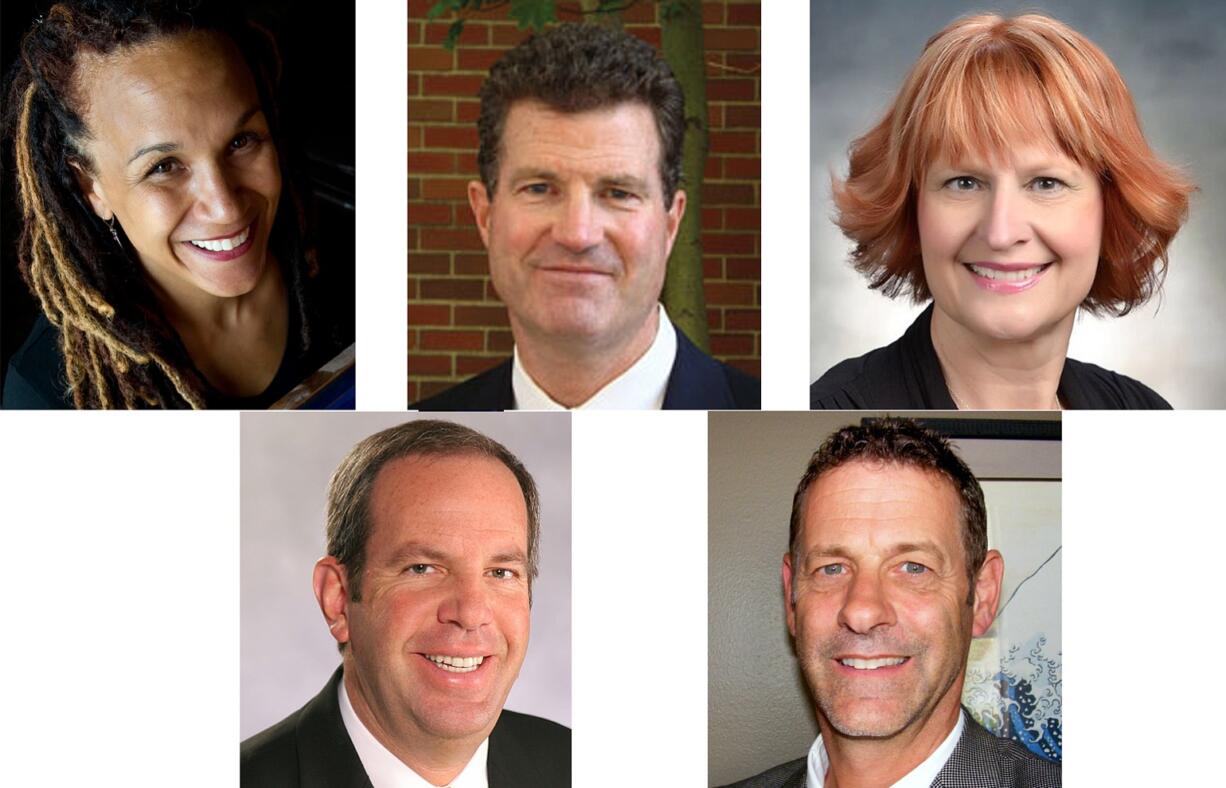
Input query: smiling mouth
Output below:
<box><xmin>965</xmin><ymin>262</ymin><xmax>1052</xmax><ymax>282</ymax></box>
<box><xmin>187</xmin><ymin>222</ymin><xmax>252</xmax><ymax>252</ymax></box>
<box><xmin>426</xmin><ymin>654</ymin><xmax>486</xmax><ymax>673</ymax></box>
<box><xmin>838</xmin><ymin>656</ymin><xmax>909</xmax><ymax>670</ymax></box>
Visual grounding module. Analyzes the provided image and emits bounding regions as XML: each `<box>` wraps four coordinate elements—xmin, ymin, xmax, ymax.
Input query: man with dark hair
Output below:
<box><xmin>413</xmin><ymin>23</ymin><xmax>759</xmax><ymax>411</ymax></box>
<box><xmin>723</xmin><ymin>418</ymin><xmax>1060</xmax><ymax>788</ymax></box>
<box><xmin>241</xmin><ymin>420</ymin><xmax>570</xmax><ymax>787</ymax></box>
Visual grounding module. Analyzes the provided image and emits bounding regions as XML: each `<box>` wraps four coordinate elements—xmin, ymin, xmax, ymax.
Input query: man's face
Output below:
<box><xmin>343</xmin><ymin>454</ymin><xmax>531</xmax><ymax>742</ymax></box>
<box><xmin>468</xmin><ymin>100</ymin><xmax>686</xmax><ymax>351</ymax></box>
<box><xmin>782</xmin><ymin>461</ymin><xmax>993</xmax><ymax>740</ymax></box>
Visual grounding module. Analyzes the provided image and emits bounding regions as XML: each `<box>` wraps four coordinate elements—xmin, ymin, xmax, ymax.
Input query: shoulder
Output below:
<box><xmin>1063</xmin><ymin>358</ymin><xmax>1172</xmax><ymax>409</ymax></box>
<box><xmin>3</xmin><ymin>314</ymin><xmax>72</xmax><ymax>409</ymax></box>
<box><xmin>716</xmin><ymin>757</ymin><xmax>807</xmax><ymax>788</ymax></box>
<box><xmin>809</xmin><ymin>342</ymin><xmax>901</xmax><ymax>409</ymax></box>
<box><xmin>489</xmin><ymin>709</ymin><xmax>571</xmax><ymax>787</ymax></box>
<box><xmin>667</xmin><ymin>327</ymin><xmax>760</xmax><ymax>410</ymax></box>
<box><xmin>412</xmin><ymin>359</ymin><xmax>513</xmax><ymax>411</ymax></box>
<box><xmin>240</xmin><ymin>705</ymin><xmax>305</xmax><ymax>788</ymax></box>
<box><xmin>946</xmin><ymin>715</ymin><xmax>1061</xmax><ymax>788</ymax></box>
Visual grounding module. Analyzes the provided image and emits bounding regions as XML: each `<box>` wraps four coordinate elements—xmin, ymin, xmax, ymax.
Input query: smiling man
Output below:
<box><xmin>413</xmin><ymin>23</ymin><xmax>758</xmax><ymax>411</ymax></box>
<box><xmin>722</xmin><ymin>419</ymin><xmax>1059</xmax><ymax>788</ymax></box>
<box><xmin>241</xmin><ymin>420</ymin><xmax>570</xmax><ymax>787</ymax></box>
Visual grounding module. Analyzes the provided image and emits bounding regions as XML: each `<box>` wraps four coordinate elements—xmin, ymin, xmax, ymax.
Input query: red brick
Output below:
<box><xmin>458</xmin><ymin>49</ymin><xmax>504</xmax><ymax>71</ymax></box>
<box><xmin>707</xmin><ymin>103</ymin><xmax>723</xmax><ymax>129</ymax></box>
<box><xmin>408</xmin><ymin>178</ymin><xmax>421</xmax><ymax>200</ymax></box>
<box><xmin>408</xmin><ymin>125</ymin><xmax>423</xmax><ymax>149</ymax></box>
<box><xmin>708</xmin><ymin>78</ymin><xmax>756</xmax><ymax>102</ymax></box>
<box><xmin>424</xmin><ymin>125</ymin><xmax>480</xmax><ymax>150</ymax></box>
<box><xmin>727</xmin><ymin>358</ymin><xmax>760</xmax><ymax>377</ymax></box>
<box><xmin>703</xmin><ymin>232</ymin><xmax>756</xmax><ymax>254</ymax></box>
<box><xmin>703</xmin><ymin>257</ymin><xmax>723</xmax><ymax>279</ymax></box>
<box><xmin>409</xmin><ymin>73</ymin><xmax>420</xmax><ymax>97</ymax></box>
<box><xmin>705</xmin><ymin>282</ymin><xmax>756</xmax><ymax>305</ymax></box>
<box><xmin>421</xmin><ymin>330</ymin><xmax>485</xmax><ymax>351</ymax></box>
<box><xmin>707</xmin><ymin>308</ymin><xmax>723</xmax><ymax>331</ymax></box>
<box><xmin>457</xmin><ymin>100</ymin><xmax>480</xmax><ymax>122</ymax></box>
<box><xmin>455</xmin><ymin>305</ymin><xmax>510</xmax><ymax>327</ymax></box>
<box><xmin>491</xmin><ymin>24</ymin><xmax>531</xmax><ymax>46</ymax></box>
<box><xmin>408</xmin><ymin>277</ymin><xmax>418</xmax><ymax>298</ymax></box>
<box><xmin>711</xmin><ymin>131</ymin><xmax>756</xmax><ymax>155</ymax></box>
<box><xmin>726</xmin><ymin>257</ymin><xmax>761</xmax><ymax>280</ymax></box>
<box><xmin>419</xmin><ymin>228</ymin><xmax>485</xmax><ymax>251</ymax></box>
<box><xmin>704</xmin><ymin>156</ymin><xmax>722</xmax><ymax>179</ymax></box>
<box><xmin>419</xmin><ymin>277</ymin><xmax>486</xmax><ymax>300</ymax></box>
<box><xmin>408</xmin><ymin>228</ymin><xmax>418</xmax><ymax>253</ymax></box>
<box><xmin>408</xmin><ymin>21</ymin><xmax>422</xmax><ymax>46</ymax></box>
<box><xmin>724</xmin><ymin>104</ymin><xmax>761</xmax><ymax>129</ymax></box>
<box><xmin>454</xmin><ymin>253</ymin><xmax>488</xmax><ymax>275</ymax></box>
<box><xmin>725</xmin><ymin>309</ymin><xmax>761</xmax><ymax>331</ymax></box>
<box><xmin>409</xmin><ymin>203</ymin><xmax>452</xmax><ymax>226</ymax></box>
<box><xmin>728</xmin><ymin>5</ymin><xmax>761</xmax><ymax>25</ymax></box>
<box><xmin>456</xmin><ymin>152</ymin><xmax>478</xmax><ymax>173</ymax></box>
<box><xmin>408</xmin><ymin>152</ymin><xmax>454</xmax><ymax>174</ymax></box>
<box><xmin>726</xmin><ymin>53</ymin><xmax>761</xmax><ymax>73</ymax></box>
<box><xmin>705</xmin><ymin>182</ymin><xmax>756</xmax><ymax>205</ymax></box>
<box><xmin>621</xmin><ymin>2</ymin><xmax>657</xmax><ymax>23</ymax></box>
<box><xmin>423</xmin><ymin>74</ymin><xmax>486</xmax><ymax>97</ymax></box>
<box><xmin>703</xmin><ymin>3</ymin><xmax>724</xmax><ymax>24</ymax></box>
<box><xmin>408</xmin><ymin>47</ymin><xmax>454</xmax><ymax>72</ymax></box>
<box><xmin>711</xmin><ymin>333</ymin><xmax>755</xmax><ymax>356</ymax></box>
<box><xmin>407</xmin><ymin>380</ymin><xmax>419</xmax><ymax>403</ymax></box>
<box><xmin>701</xmin><ymin>207</ymin><xmax>723</xmax><ymax>231</ymax></box>
<box><xmin>487</xmin><ymin>330</ymin><xmax>514</xmax><ymax>352</ymax></box>
<box><xmin>457</xmin><ymin>355</ymin><xmax>507</xmax><ymax>375</ymax></box>
<box><xmin>410</xmin><ymin>303</ymin><xmax>451</xmax><ymax>326</ymax></box>
<box><xmin>418</xmin><ymin>380</ymin><xmax>458</xmax><ymax>399</ymax></box>
<box><xmin>422</xmin><ymin>178</ymin><xmax>472</xmax><ymax>200</ymax></box>
<box><xmin>408</xmin><ymin>251</ymin><xmax>451</xmax><ymax>274</ymax></box>
<box><xmin>409</xmin><ymin>99</ymin><xmax>453</xmax><ymax>122</ymax></box>
<box><xmin>626</xmin><ymin>27</ymin><xmax>661</xmax><ymax>49</ymax></box>
<box><xmin>724</xmin><ymin>157</ymin><xmax>760</xmax><ymax>178</ymax></box>
<box><xmin>407</xmin><ymin>0</ymin><xmax>435</xmax><ymax>19</ymax></box>
<box><xmin>409</xmin><ymin>354</ymin><xmax>452</xmax><ymax>376</ymax></box>
<box><xmin>724</xmin><ymin>208</ymin><xmax>760</xmax><ymax>230</ymax></box>
<box><xmin>425</xmin><ymin>22</ymin><xmax>489</xmax><ymax>46</ymax></box>
<box><xmin>705</xmin><ymin>28</ymin><xmax>758</xmax><ymax>51</ymax></box>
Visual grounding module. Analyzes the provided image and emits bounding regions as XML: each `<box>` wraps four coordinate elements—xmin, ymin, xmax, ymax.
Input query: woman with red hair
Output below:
<box><xmin>810</xmin><ymin>12</ymin><xmax>1193</xmax><ymax>410</ymax></box>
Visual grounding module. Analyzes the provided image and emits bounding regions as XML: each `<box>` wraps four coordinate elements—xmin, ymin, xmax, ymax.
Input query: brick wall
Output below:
<box><xmin>408</xmin><ymin>0</ymin><xmax>761</xmax><ymax>403</ymax></box>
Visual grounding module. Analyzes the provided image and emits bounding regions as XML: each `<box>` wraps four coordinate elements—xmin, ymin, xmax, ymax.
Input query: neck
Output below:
<box><xmin>513</xmin><ymin>306</ymin><xmax>660</xmax><ymax>407</ymax></box>
<box><xmin>930</xmin><ymin>304</ymin><xmax>1072</xmax><ymax>410</ymax></box>
<box><xmin>820</xmin><ymin>701</ymin><xmax>961</xmax><ymax>788</ymax></box>
<box><xmin>343</xmin><ymin>667</ymin><xmax>486</xmax><ymax>787</ymax></box>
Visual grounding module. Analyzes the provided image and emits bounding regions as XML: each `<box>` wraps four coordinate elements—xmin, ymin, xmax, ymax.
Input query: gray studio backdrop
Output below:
<box><xmin>708</xmin><ymin>411</ymin><xmax>1060</xmax><ymax>786</ymax></box>
<box><xmin>240</xmin><ymin>412</ymin><xmax>572</xmax><ymax>739</ymax></box>
<box><xmin>810</xmin><ymin>0</ymin><xmax>1226</xmax><ymax>407</ymax></box>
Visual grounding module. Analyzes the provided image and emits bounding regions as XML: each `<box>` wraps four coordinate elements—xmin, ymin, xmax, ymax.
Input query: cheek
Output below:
<box><xmin>1046</xmin><ymin>199</ymin><xmax>1103</xmax><ymax>264</ymax></box>
<box><xmin>916</xmin><ymin>198</ymin><xmax>969</xmax><ymax>271</ymax></box>
<box><xmin>127</xmin><ymin>192</ymin><xmax>187</xmax><ymax>247</ymax></box>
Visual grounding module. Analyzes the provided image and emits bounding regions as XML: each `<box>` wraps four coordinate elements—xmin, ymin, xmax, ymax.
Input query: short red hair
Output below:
<box><xmin>832</xmin><ymin>13</ymin><xmax>1194</xmax><ymax>316</ymax></box>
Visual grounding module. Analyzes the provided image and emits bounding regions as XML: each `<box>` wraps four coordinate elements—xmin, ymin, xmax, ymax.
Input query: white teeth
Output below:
<box><xmin>839</xmin><ymin>657</ymin><xmax>907</xmax><ymax>670</ymax></box>
<box><xmin>189</xmin><ymin>225</ymin><xmax>250</xmax><ymax>252</ymax></box>
<box><xmin>968</xmin><ymin>263</ymin><xmax>1044</xmax><ymax>282</ymax></box>
<box><xmin>426</xmin><ymin>655</ymin><xmax>485</xmax><ymax>673</ymax></box>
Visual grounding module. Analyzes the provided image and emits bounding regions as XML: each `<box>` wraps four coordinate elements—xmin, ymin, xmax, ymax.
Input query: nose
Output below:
<box><xmin>836</xmin><ymin>571</ymin><xmax>896</xmax><ymax>634</ymax></box>
<box><xmin>438</xmin><ymin>575</ymin><xmax>493</xmax><ymax>631</ymax></box>
<box><xmin>550</xmin><ymin>190</ymin><xmax>602</xmax><ymax>253</ymax></box>
<box><xmin>980</xmin><ymin>186</ymin><xmax>1032</xmax><ymax>250</ymax></box>
<box><xmin>191</xmin><ymin>163</ymin><xmax>244</xmax><ymax>225</ymax></box>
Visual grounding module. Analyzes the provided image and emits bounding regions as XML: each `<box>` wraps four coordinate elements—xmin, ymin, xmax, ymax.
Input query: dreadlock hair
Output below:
<box><xmin>4</xmin><ymin>0</ymin><xmax>318</xmax><ymax>408</ymax></box>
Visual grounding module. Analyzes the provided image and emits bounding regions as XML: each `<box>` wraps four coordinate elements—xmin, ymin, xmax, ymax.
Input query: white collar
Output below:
<box><xmin>807</xmin><ymin>710</ymin><xmax>965</xmax><ymax>788</ymax></box>
<box><xmin>510</xmin><ymin>304</ymin><xmax>677</xmax><ymax>410</ymax></box>
<box><xmin>337</xmin><ymin>675</ymin><xmax>489</xmax><ymax>788</ymax></box>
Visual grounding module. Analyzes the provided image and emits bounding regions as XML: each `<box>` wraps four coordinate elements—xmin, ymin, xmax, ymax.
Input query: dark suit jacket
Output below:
<box><xmin>413</xmin><ymin>326</ymin><xmax>760</xmax><ymax>411</ymax></box>
<box><xmin>241</xmin><ymin>667</ymin><xmax>571</xmax><ymax>787</ymax></box>
<box><xmin>718</xmin><ymin>714</ymin><xmax>1060</xmax><ymax>788</ymax></box>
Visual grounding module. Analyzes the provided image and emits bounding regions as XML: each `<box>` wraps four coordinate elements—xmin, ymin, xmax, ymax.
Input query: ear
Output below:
<box><xmin>663</xmin><ymin>188</ymin><xmax>687</xmax><ymax>255</ymax></box>
<box><xmin>782</xmin><ymin>552</ymin><xmax>798</xmax><ymax>638</ymax></box>
<box><xmin>313</xmin><ymin>556</ymin><xmax>352</xmax><ymax>646</ymax></box>
<box><xmin>971</xmin><ymin>549</ymin><xmax>1005</xmax><ymax>637</ymax></box>
<box><xmin>467</xmin><ymin>179</ymin><xmax>492</xmax><ymax>248</ymax></box>
<box><xmin>69</xmin><ymin>160</ymin><xmax>112</xmax><ymax>221</ymax></box>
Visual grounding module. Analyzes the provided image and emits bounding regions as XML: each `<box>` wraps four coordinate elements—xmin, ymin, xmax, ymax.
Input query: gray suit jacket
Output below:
<box><xmin>718</xmin><ymin>715</ymin><xmax>1060</xmax><ymax>788</ymax></box>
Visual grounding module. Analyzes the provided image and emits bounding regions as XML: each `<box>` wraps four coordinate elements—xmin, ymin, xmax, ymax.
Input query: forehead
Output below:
<box><xmin>801</xmin><ymin>461</ymin><xmax>963</xmax><ymax>553</ymax></box>
<box><xmin>74</xmin><ymin>32</ymin><xmax>258</xmax><ymax>148</ymax></box>
<box><xmin>367</xmin><ymin>453</ymin><xmax>529</xmax><ymax>554</ymax></box>
<box><xmin>928</xmin><ymin>141</ymin><xmax>1087</xmax><ymax>174</ymax></box>
<box><xmin>498</xmin><ymin>99</ymin><xmax>661</xmax><ymax>181</ymax></box>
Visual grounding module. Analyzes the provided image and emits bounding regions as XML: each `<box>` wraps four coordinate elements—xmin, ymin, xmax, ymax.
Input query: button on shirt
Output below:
<box><xmin>806</xmin><ymin>710</ymin><xmax>965</xmax><ymax>788</ymax></box>
<box><xmin>338</xmin><ymin>677</ymin><xmax>489</xmax><ymax>788</ymax></box>
<box><xmin>511</xmin><ymin>304</ymin><xmax>677</xmax><ymax>410</ymax></box>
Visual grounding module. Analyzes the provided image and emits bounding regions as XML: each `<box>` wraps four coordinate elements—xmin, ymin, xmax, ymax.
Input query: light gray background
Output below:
<box><xmin>240</xmin><ymin>412</ymin><xmax>571</xmax><ymax>739</ymax></box>
<box><xmin>810</xmin><ymin>0</ymin><xmax>1226</xmax><ymax>407</ymax></box>
<box><xmin>708</xmin><ymin>411</ymin><xmax>1060</xmax><ymax>786</ymax></box>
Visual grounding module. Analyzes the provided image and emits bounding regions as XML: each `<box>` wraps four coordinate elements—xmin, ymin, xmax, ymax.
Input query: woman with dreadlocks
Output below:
<box><xmin>3</xmin><ymin>0</ymin><xmax>343</xmax><ymax>408</ymax></box>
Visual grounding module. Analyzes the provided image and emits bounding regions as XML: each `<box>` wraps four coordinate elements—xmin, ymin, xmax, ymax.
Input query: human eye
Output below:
<box><xmin>488</xmin><ymin>567</ymin><xmax>519</xmax><ymax>580</ymax></box>
<box><xmin>405</xmin><ymin>563</ymin><xmax>436</xmax><ymax>576</ymax></box>
<box><xmin>816</xmin><ymin>563</ymin><xmax>846</xmax><ymax>577</ymax></box>
<box><xmin>606</xmin><ymin>187</ymin><xmax>637</xmax><ymax>201</ymax></box>
<box><xmin>229</xmin><ymin>131</ymin><xmax>266</xmax><ymax>153</ymax></box>
<box><xmin>900</xmin><ymin>561</ymin><xmax>929</xmax><ymax>575</ymax></box>
<box><xmin>942</xmin><ymin>175</ymin><xmax>982</xmax><ymax>192</ymax></box>
<box><xmin>145</xmin><ymin>158</ymin><xmax>181</xmax><ymax>178</ymax></box>
<box><xmin>519</xmin><ymin>182</ymin><xmax>551</xmax><ymax>196</ymax></box>
<box><xmin>1027</xmin><ymin>176</ymin><xmax>1068</xmax><ymax>193</ymax></box>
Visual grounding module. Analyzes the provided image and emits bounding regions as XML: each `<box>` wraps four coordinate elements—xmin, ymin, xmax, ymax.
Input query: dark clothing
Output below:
<box><xmin>241</xmin><ymin>667</ymin><xmax>571</xmax><ymax>788</ymax></box>
<box><xmin>413</xmin><ymin>326</ymin><xmax>761</xmax><ymax>411</ymax></box>
<box><xmin>810</xmin><ymin>304</ymin><xmax>1171</xmax><ymax>410</ymax></box>
<box><xmin>719</xmin><ymin>714</ymin><xmax>1061</xmax><ymax>788</ymax></box>
<box><xmin>3</xmin><ymin>293</ymin><xmax>334</xmax><ymax>409</ymax></box>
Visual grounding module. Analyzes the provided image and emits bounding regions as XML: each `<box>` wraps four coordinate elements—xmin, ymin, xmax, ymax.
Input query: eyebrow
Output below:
<box><xmin>126</xmin><ymin>105</ymin><xmax>264</xmax><ymax>166</ymax></box>
<box><xmin>506</xmin><ymin>168</ymin><xmax>651</xmax><ymax>193</ymax></box>
<box><xmin>383</xmin><ymin>541</ymin><xmax>528</xmax><ymax>567</ymax></box>
<box><xmin>803</xmin><ymin>539</ymin><xmax>946</xmax><ymax>564</ymax></box>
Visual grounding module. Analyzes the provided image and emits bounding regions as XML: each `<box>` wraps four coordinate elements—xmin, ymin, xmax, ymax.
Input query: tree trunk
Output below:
<box><xmin>659</xmin><ymin>0</ymin><xmax>710</xmax><ymax>351</ymax></box>
<box><xmin>579</xmin><ymin>0</ymin><xmax>623</xmax><ymax>29</ymax></box>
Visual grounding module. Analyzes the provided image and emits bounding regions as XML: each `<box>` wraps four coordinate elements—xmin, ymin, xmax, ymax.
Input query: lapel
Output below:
<box><xmin>295</xmin><ymin>667</ymin><xmax>373</xmax><ymax>788</ymax></box>
<box><xmin>928</xmin><ymin>713</ymin><xmax>998</xmax><ymax>788</ymax></box>
<box><xmin>662</xmin><ymin>326</ymin><xmax>737</xmax><ymax>409</ymax></box>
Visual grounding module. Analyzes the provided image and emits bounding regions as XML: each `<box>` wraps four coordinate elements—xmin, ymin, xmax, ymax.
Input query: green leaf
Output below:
<box><xmin>443</xmin><ymin>19</ymin><xmax>466</xmax><ymax>50</ymax></box>
<box><xmin>426</xmin><ymin>0</ymin><xmax>466</xmax><ymax>21</ymax></box>
<box><xmin>508</xmin><ymin>0</ymin><xmax>556</xmax><ymax>31</ymax></box>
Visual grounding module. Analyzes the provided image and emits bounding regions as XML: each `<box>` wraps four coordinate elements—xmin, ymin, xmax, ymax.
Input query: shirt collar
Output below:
<box><xmin>510</xmin><ymin>304</ymin><xmax>677</xmax><ymax>410</ymax></box>
<box><xmin>338</xmin><ymin>674</ymin><xmax>489</xmax><ymax>788</ymax></box>
<box><xmin>806</xmin><ymin>709</ymin><xmax>964</xmax><ymax>788</ymax></box>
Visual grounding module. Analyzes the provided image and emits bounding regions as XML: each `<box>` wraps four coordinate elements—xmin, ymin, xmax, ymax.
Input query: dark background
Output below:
<box><xmin>0</xmin><ymin>0</ymin><xmax>356</xmax><ymax>397</ymax></box>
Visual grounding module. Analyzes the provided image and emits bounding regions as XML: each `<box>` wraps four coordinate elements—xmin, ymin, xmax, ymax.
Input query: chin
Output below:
<box><xmin>180</xmin><ymin>243</ymin><xmax>270</xmax><ymax>298</ymax></box>
<box><xmin>823</xmin><ymin>701</ymin><xmax>913</xmax><ymax>739</ymax></box>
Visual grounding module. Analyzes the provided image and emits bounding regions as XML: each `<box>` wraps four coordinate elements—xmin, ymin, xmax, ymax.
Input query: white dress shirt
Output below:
<box><xmin>806</xmin><ymin>710</ymin><xmax>965</xmax><ymax>788</ymax></box>
<box><xmin>511</xmin><ymin>303</ymin><xmax>677</xmax><ymax>410</ymax></box>
<box><xmin>338</xmin><ymin>677</ymin><xmax>489</xmax><ymax>788</ymax></box>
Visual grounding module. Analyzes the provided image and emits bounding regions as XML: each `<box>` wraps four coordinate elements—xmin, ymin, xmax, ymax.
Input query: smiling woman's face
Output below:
<box><xmin>73</xmin><ymin>31</ymin><xmax>281</xmax><ymax>300</ymax></box>
<box><xmin>917</xmin><ymin>144</ymin><xmax>1103</xmax><ymax>342</ymax></box>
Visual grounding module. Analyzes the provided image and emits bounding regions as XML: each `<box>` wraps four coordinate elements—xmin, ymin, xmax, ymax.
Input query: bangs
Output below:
<box><xmin>903</xmin><ymin>24</ymin><xmax>1110</xmax><ymax>178</ymax></box>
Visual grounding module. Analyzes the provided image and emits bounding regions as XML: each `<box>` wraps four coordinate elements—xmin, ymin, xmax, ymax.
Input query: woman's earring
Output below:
<box><xmin>108</xmin><ymin>216</ymin><xmax>122</xmax><ymax>248</ymax></box>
